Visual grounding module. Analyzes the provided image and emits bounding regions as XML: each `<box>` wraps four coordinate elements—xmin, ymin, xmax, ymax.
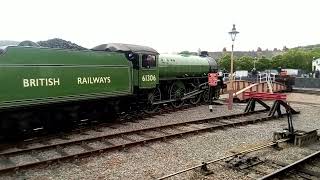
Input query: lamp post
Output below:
<box><xmin>228</xmin><ymin>24</ymin><xmax>239</xmax><ymax>89</ymax></box>
<box><xmin>227</xmin><ymin>24</ymin><xmax>239</xmax><ymax>110</ymax></box>
<box><xmin>254</xmin><ymin>57</ymin><xmax>257</xmax><ymax>69</ymax></box>
<box><xmin>313</xmin><ymin>57</ymin><xmax>316</xmax><ymax>78</ymax></box>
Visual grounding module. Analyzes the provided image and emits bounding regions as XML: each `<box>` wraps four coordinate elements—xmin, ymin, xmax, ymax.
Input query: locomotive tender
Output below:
<box><xmin>0</xmin><ymin>43</ymin><xmax>221</xmax><ymax>137</ymax></box>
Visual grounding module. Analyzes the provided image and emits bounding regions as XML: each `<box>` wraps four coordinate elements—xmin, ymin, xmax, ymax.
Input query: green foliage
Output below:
<box><xmin>218</xmin><ymin>48</ymin><xmax>320</xmax><ymax>73</ymax></box>
<box><xmin>274</xmin><ymin>49</ymin><xmax>317</xmax><ymax>72</ymax></box>
<box><xmin>218</xmin><ymin>54</ymin><xmax>231</xmax><ymax>71</ymax></box>
<box><xmin>270</xmin><ymin>55</ymin><xmax>283</xmax><ymax>69</ymax></box>
<box><xmin>237</xmin><ymin>56</ymin><xmax>254</xmax><ymax>70</ymax></box>
<box><xmin>294</xmin><ymin>44</ymin><xmax>320</xmax><ymax>50</ymax></box>
<box><xmin>256</xmin><ymin>57</ymin><xmax>272</xmax><ymax>71</ymax></box>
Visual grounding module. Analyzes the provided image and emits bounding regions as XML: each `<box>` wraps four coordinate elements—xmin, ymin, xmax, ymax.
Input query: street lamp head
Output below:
<box><xmin>228</xmin><ymin>24</ymin><xmax>239</xmax><ymax>41</ymax></box>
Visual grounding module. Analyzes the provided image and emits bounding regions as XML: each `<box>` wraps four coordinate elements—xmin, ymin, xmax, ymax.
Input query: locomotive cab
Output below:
<box><xmin>92</xmin><ymin>43</ymin><xmax>159</xmax><ymax>90</ymax></box>
<box><xmin>138</xmin><ymin>53</ymin><xmax>158</xmax><ymax>89</ymax></box>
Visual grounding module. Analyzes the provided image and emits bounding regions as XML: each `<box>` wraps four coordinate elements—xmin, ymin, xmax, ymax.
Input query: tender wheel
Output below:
<box><xmin>169</xmin><ymin>81</ymin><xmax>186</xmax><ymax>108</ymax></box>
<box><xmin>144</xmin><ymin>87</ymin><xmax>162</xmax><ymax>114</ymax></box>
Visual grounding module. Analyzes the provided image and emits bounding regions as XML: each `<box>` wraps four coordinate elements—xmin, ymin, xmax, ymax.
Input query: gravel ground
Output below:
<box><xmin>1</xmin><ymin>93</ymin><xmax>319</xmax><ymax>180</ymax></box>
<box><xmin>288</xmin><ymin>93</ymin><xmax>320</xmax><ymax>104</ymax></box>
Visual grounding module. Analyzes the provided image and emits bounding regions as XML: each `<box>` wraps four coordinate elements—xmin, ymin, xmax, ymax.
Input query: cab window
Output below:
<box><xmin>142</xmin><ymin>54</ymin><xmax>156</xmax><ymax>68</ymax></box>
<box><xmin>125</xmin><ymin>53</ymin><xmax>139</xmax><ymax>69</ymax></box>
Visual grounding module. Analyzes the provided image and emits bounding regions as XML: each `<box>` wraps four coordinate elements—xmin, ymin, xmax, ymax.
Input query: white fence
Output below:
<box><xmin>222</xmin><ymin>72</ymin><xmax>275</xmax><ymax>83</ymax></box>
<box><xmin>257</xmin><ymin>73</ymin><xmax>275</xmax><ymax>83</ymax></box>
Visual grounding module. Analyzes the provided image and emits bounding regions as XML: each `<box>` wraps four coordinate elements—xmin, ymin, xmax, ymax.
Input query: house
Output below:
<box><xmin>312</xmin><ymin>58</ymin><xmax>320</xmax><ymax>71</ymax></box>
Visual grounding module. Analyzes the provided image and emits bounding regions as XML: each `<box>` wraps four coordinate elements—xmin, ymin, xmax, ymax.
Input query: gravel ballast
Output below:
<box><xmin>1</xmin><ymin>93</ymin><xmax>319</xmax><ymax>180</ymax></box>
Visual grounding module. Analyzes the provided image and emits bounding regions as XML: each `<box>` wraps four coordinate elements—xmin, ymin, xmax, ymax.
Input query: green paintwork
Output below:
<box><xmin>0</xmin><ymin>46</ymin><xmax>133</xmax><ymax>109</ymax></box>
<box><xmin>0</xmin><ymin>45</ymin><xmax>217</xmax><ymax>110</ymax></box>
<box><xmin>159</xmin><ymin>54</ymin><xmax>212</xmax><ymax>79</ymax></box>
<box><xmin>132</xmin><ymin>69</ymin><xmax>139</xmax><ymax>87</ymax></box>
<box><xmin>138</xmin><ymin>68</ymin><xmax>158</xmax><ymax>88</ymax></box>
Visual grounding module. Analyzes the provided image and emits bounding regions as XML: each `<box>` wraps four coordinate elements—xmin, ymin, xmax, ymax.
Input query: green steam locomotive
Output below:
<box><xmin>0</xmin><ymin>43</ymin><xmax>222</xmax><ymax>138</ymax></box>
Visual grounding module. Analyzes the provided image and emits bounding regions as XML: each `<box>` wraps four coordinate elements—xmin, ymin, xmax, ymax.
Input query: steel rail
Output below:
<box><xmin>287</xmin><ymin>101</ymin><xmax>320</xmax><ymax>107</ymax></box>
<box><xmin>292</xmin><ymin>89</ymin><xmax>320</xmax><ymax>95</ymax></box>
<box><xmin>0</xmin><ymin>110</ymin><xmax>283</xmax><ymax>174</ymax></box>
<box><xmin>0</xmin><ymin>102</ymin><xmax>209</xmax><ymax>150</ymax></box>
<box><xmin>0</xmin><ymin>110</ymin><xmax>266</xmax><ymax>156</ymax></box>
<box><xmin>259</xmin><ymin>150</ymin><xmax>320</xmax><ymax>180</ymax></box>
<box><xmin>157</xmin><ymin>139</ymin><xmax>290</xmax><ymax>180</ymax></box>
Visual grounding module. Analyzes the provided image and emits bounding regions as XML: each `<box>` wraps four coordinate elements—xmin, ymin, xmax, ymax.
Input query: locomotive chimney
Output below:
<box><xmin>200</xmin><ymin>51</ymin><xmax>209</xmax><ymax>57</ymax></box>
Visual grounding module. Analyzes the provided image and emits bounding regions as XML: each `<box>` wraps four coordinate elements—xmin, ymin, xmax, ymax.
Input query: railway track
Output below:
<box><xmin>219</xmin><ymin>139</ymin><xmax>320</xmax><ymax>180</ymax></box>
<box><xmin>159</xmin><ymin>139</ymin><xmax>319</xmax><ymax>180</ymax></box>
<box><xmin>259</xmin><ymin>150</ymin><xmax>320</xmax><ymax>179</ymax></box>
<box><xmin>292</xmin><ymin>88</ymin><xmax>320</xmax><ymax>95</ymax></box>
<box><xmin>197</xmin><ymin>143</ymin><xmax>320</xmax><ymax>180</ymax></box>
<box><xmin>0</xmin><ymin>102</ymin><xmax>212</xmax><ymax>147</ymax></box>
<box><xmin>232</xmin><ymin>149</ymin><xmax>320</xmax><ymax>179</ymax></box>
<box><xmin>288</xmin><ymin>100</ymin><xmax>320</xmax><ymax>107</ymax></box>
<box><xmin>0</xmin><ymin>109</ymin><xmax>285</xmax><ymax>174</ymax></box>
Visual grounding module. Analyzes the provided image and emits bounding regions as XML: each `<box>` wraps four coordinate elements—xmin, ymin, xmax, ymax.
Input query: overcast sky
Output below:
<box><xmin>1</xmin><ymin>0</ymin><xmax>319</xmax><ymax>53</ymax></box>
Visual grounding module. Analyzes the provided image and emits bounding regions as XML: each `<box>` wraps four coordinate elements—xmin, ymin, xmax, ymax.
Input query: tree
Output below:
<box><xmin>257</xmin><ymin>47</ymin><xmax>262</xmax><ymax>52</ymax></box>
<box><xmin>217</xmin><ymin>47</ymin><xmax>320</xmax><ymax>73</ymax></box>
<box><xmin>269</xmin><ymin>49</ymin><xmax>320</xmax><ymax>72</ymax></box>
<box><xmin>237</xmin><ymin>56</ymin><xmax>254</xmax><ymax>71</ymax></box>
<box><xmin>218</xmin><ymin>54</ymin><xmax>231</xmax><ymax>71</ymax></box>
<box><xmin>255</xmin><ymin>57</ymin><xmax>271</xmax><ymax>71</ymax></box>
<box><xmin>281</xmin><ymin>49</ymin><xmax>313</xmax><ymax>71</ymax></box>
<box><xmin>271</xmin><ymin>55</ymin><xmax>283</xmax><ymax>69</ymax></box>
<box><xmin>179</xmin><ymin>51</ymin><xmax>193</xmax><ymax>55</ymax></box>
<box><xmin>222</xmin><ymin>47</ymin><xmax>227</xmax><ymax>52</ymax></box>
